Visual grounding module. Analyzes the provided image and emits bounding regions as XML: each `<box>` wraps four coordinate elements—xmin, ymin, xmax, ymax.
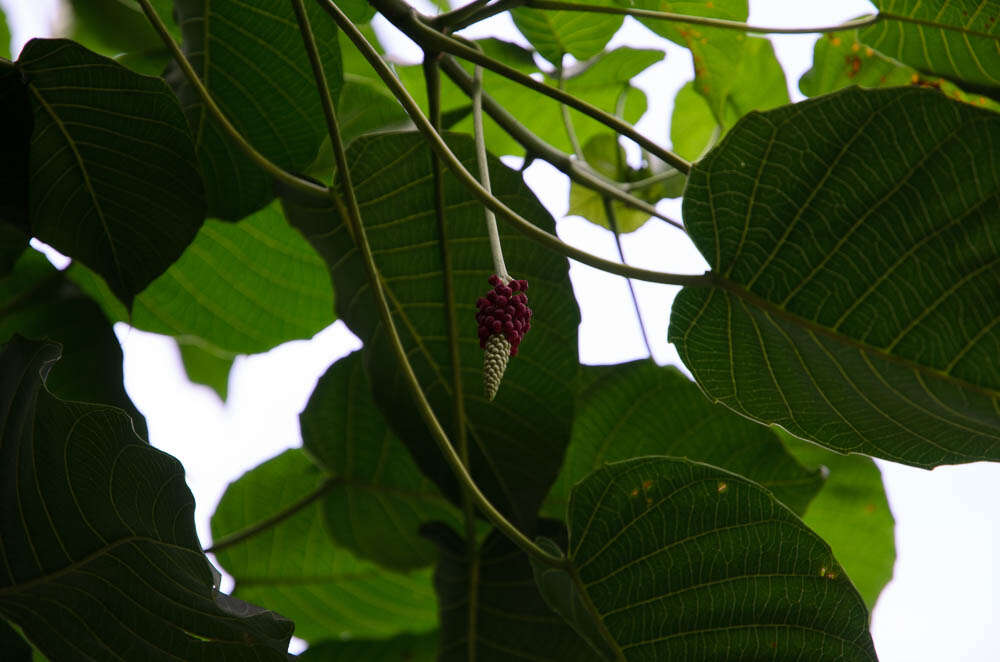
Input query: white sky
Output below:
<box><xmin>4</xmin><ymin>1</ymin><xmax>999</xmax><ymax>660</ymax></box>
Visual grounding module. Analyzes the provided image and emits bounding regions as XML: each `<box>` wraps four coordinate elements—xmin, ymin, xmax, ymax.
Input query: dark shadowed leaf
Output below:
<box><xmin>0</xmin><ymin>61</ymin><xmax>31</xmax><ymax>244</ymax></box>
<box><xmin>0</xmin><ymin>250</ymin><xmax>147</xmax><ymax>437</ymax></box>
<box><xmin>299</xmin><ymin>631</ymin><xmax>439</xmax><ymax>661</ymax></box>
<box><xmin>0</xmin><ymin>619</ymin><xmax>34</xmax><ymax>662</ymax></box>
<box><xmin>536</xmin><ymin>456</ymin><xmax>877</xmax><ymax>661</ymax></box>
<box><xmin>670</xmin><ymin>86</ymin><xmax>1000</xmax><ymax>467</ymax></box>
<box><xmin>862</xmin><ymin>1</ymin><xmax>1000</xmax><ymax>91</ymax></box>
<box><xmin>70</xmin><ymin>201</ymin><xmax>335</xmax><ymax>357</ymax></box>
<box><xmin>0</xmin><ymin>337</ymin><xmax>293</xmax><ymax>661</ymax></box>
<box><xmin>17</xmin><ymin>39</ymin><xmax>205</xmax><ymax>306</ymax></box>
<box><xmin>426</xmin><ymin>523</ymin><xmax>603</xmax><ymax>661</ymax></box>
<box><xmin>178</xmin><ymin>338</ymin><xmax>233</xmax><ymax>401</ymax></box>
<box><xmin>169</xmin><ymin>0</ymin><xmax>343</xmax><ymax>218</ymax></box>
<box><xmin>779</xmin><ymin>430</ymin><xmax>896</xmax><ymax>609</ymax></box>
<box><xmin>543</xmin><ymin>361</ymin><xmax>824</xmax><ymax>517</ymax></box>
<box><xmin>512</xmin><ymin>0</ymin><xmax>623</xmax><ymax>65</ymax></box>
<box><xmin>281</xmin><ymin>131</ymin><xmax>580</xmax><ymax>532</ymax></box>
<box><xmin>300</xmin><ymin>350</ymin><xmax>463</xmax><ymax>570</ymax></box>
<box><xmin>211</xmin><ymin>449</ymin><xmax>438</xmax><ymax>642</ymax></box>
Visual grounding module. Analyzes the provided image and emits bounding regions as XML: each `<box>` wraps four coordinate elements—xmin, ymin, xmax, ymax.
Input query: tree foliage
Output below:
<box><xmin>1</xmin><ymin>0</ymin><xmax>998</xmax><ymax>659</ymax></box>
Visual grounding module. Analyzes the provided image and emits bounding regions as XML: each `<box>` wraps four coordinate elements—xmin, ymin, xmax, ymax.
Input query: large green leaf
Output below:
<box><xmin>299</xmin><ymin>632</ymin><xmax>438</xmax><ymax>661</ymax></box>
<box><xmin>0</xmin><ymin>250</ymin><xmax>147</xmax><ymax>437</ymax></box>
<box><xmin>17</xmin><ymin>39</ymin><xmax>205</xmax><ymax>306</ymax></box>
<box><xmin>300</xmin><ymin>350</ymin><xmax>463</xmax><ymax>571</ymax></box>
<box><xmin>169</xmin><ymin>0</ymin><xmax>343</xmax><ymax>219</ymax></box>
<box><xmin>779</xmin><ymin>431</ymin><xmax>895</xmax><ymax>609</ymax></box>
<box><xmin>427</xmin><ymin>523</ymin><xmax>602</xmax><ymax>661</ymax></box>
<box><xmin>670</xmin><ymin>86</ymin><xmax>1000</xmax><ymax>467</ymax></box>
<box><xmin>0</xmin><ymin>337</ymin><xmax>293</xmax><ymax>661</ymax></box>
<box><xmin>863</xmin><ymin>0</ymin><xmax>1000</xmax><ymax>90</ymax></box>
<box><xmin>70</xmin><ymin>200</ymin><xmax>335</xmax><ymax>357</ymax></box>
<box><xmin>543</xmin><ymin>361</ymin><xmax>824</xmax><ymax>517</ymax></box>
<box><xmin>211</xmin><ymin>449</ymin><xmax>438</xmax><ymax>642</ymax></box>
<box><xmin>801</xmin><ymin>28</ymin><xmax>1000</xmax><ymax>113</ymax></box>
<box><xmin>536</xmin><ymin>457</ymin><xmax>876</xmax><ymax>661</ymax></box>
<box><xmin>512</xmin><ymin>0</ymin><xmax>623</xmax><ymax>65</ymax></box>
<box><xmin>669</xmin><ymin>80</ymin><xmax>719</xmax><ymax>162</ymax></box>
<box><xmin>281</xmin><ymin>132</ymin><xmax>580</xmax><ymax>531</ymax></box>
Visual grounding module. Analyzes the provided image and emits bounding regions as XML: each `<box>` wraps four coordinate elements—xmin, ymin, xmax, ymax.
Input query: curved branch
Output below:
<box><xmin>368</xmin><ymin>0</ymin><xmax>691</xmax><ymax>175</ymax></box>
<box><xmin>317</xmin><ymin>4</ymin><xmax>702</xmax><ymax>285</ymax></box>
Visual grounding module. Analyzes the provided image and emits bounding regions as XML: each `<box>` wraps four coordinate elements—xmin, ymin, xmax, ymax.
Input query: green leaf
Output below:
<box><xmin>281</xmin><ymin>132</ymin><xmax>580</xmax><ymax>531</ymax></box>
<box><xmin>0</xmin><ymin>250</ymin><xmax>148</xmax><ymax>437</ymax></box>
<box><xmin>299</xmin><ymin>632</ymin><xmax>439</xmax><ymax>661</ymax></box>
<box><xmin>512</xmin><ymin>0</ymin><xmax>623</xmax><ymax>65</ymax></box>
<box><xmin>1</xmin><ymin>8</ymin><xmax>10</xmax><ymax>59</ymax></box>
<box><xmin>178</xmin><ymin>338</ymin><xmax>233</xmax><ymax>401</ymax></box>
<box><xmin>0</xmin><ymin>61</ymin><xmax>31</xmax><ymax>270</ymax></box>
<box><xmin>0</xmin><ymin>337</ymin><xmax>293</xmax><ymax>661</ymax></box>
<box><xmin>615</xmin><ymin>0</ymin><xmax>747</xmax><ymax>45</ymax></box>
<box><xmin>211</xmin><ymin>449</ymin><xmax>438</xmax><ymax>642</ymax></box>
<box><xmin>801</xmin><ymin>29</ymin><xmax>1000</xmax><ymax>113</ymax></box>
<box><xmin>670</xmin><ymin>86</ymin><xmax>1000</xmax><ymax>467</ymax></box>
<box><xmin>778</xmin><ymin>430</ymin><xmax>895</xmax><ymax>609</ymax></box>
<box><xmin>63</xmin><ymin>0</ymin><xmax>176</xmax><ymax>57</ymax></box>
<box><xmin>567</xmin><ymin>134</ymin><xmax>654</xmax><ymax>233</ymax></box>
<box><xmin>426</xmin><ymin>523</ymin><xmax>603</xmax><ymax>661</ymax></box>
<box><xmin>71</xmin><ymin>200</ymin><xmax>335</xmax><ymax>357</ymax></box>
<box><xmin>337</xmin><ymin>0</ymin><xmax>378</xmax><ymax>23</ymax></box>
<box><xmin>300</xmin><ymin>350</ymin><xmax>463</xmax><ymax>571</ymax></box>
<box><xmin>540</xmin><ymin>456</ymin><xmax>877</xmax><ymax>661</ymax></box>
<box><xmin>862</xmin><ymin>1</ymin><xmax>1000</xmax><ymax>91</ymax></box>
<box><xmin>0</xmin><ymin>619</ymin><xmax>34</xmax><ymax>662</ymax></box>
<box><xmin>169</xmin><ymin>0</ymin><xmax>343</xmax><ymax>219</ymax></box>
<box><xmin>18</xmin><ymin>38</ymin><xmax>205</xmax><ymax>306</ymax></box>
<box><xmin>669</xmin><ymin>80</ymin><xmax>719</xmax><ymax>162</ymax></box>
<box><xmin>543</xmin><ymin>361</ymin><xmax>824</xmax><ymax>518</ymax></box>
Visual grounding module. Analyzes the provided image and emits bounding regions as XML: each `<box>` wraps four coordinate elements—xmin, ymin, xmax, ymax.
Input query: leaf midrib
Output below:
<box><xmin>879</xmin><ymin>11</ymin><xmax>1000</xmax><ymax>42</ymax></box>
<box><xmin>710</xmin><ymin>272</ymin><xmax>1000</xmax><ymax>401</ymax></box>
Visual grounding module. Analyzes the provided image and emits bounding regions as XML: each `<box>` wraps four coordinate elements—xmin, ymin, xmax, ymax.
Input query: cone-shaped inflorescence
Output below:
<box><xmin>476</xmin><ymin>274</ymin><xmax>532</xmax><ymax>400</ymax></box>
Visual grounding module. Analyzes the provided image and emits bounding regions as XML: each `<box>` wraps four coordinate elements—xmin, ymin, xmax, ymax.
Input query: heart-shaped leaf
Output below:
<box><xmin>0</xmin><ymin>337</ymin><xmax>293</xmax><ymax>660</ymax></box>
<box><xmin>670</xmin><ymin>86</ymin><xmax>1000</xmax><ymax>467</ymax></box>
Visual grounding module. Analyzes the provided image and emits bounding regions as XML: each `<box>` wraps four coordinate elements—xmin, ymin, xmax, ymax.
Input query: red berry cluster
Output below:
<box><xmin>476</xmin><ymin>274</ymin><xmax>532</xmax><ymax>356</ymax></box>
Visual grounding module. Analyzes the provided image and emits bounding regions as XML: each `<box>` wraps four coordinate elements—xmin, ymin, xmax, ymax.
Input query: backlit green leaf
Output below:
<box><xmin>567</xmin><ymin>134</ymin><xmax>659</xmax><ymax>233</ymax></box>
<box><xmin>300</xmin><ymin>351</ymin><xmax>463</xmax><ymax>570</ymax></box>
<box><xmin>178</xmin><ymin>338</ymin><xmax>233</xmax><ymax>401</ymax></box>
<box><xmin>670</xmin><ymin>86</ymin><xmax>1000</xmax><ymax>467</ymax></box>
<box><xmin>512</xmin><ymin>0</ymin><xmax>623</xmax><ymax>65</ymax></box>
<box><xmin>863</xmin><ymin>1</ymin><xmax>1000</xmax><ymax>90</ymax></box>
<box><xmin>212</xmin><ymin>449</ymin><xmax>438</xmax><ymax>642</ymax></box>
<box><xmin>543</xmin><ymin>361</ymin><xmax>824</xmax><ymax>517</ymax></box>
<box><xmin>282</xmin><ymin>132</ymin><xmax>580</xmax><ymax>531</ymax></box>
<box><xmin>169</xmin><ymin>0</ymin><xmax>343</xmax><ymax>218</ymax></box>
<box><xmin>0</xmin><ymin>337</ymin><xmax>293</xmax><ymax>661</ymax></box>
<box><xmin>18</xmin><ymin>38</ymin><xmax>205</xmax><ymax>306</ymax></box>
<box><xmin>299</xmin><ymin>632</ymin><xmax>439</xmax><ymax>661</ymax></box>
<box><xmin>540</xmin><ymin>456</ymin><xmax>877</xmax><ymax>660</ymax></box>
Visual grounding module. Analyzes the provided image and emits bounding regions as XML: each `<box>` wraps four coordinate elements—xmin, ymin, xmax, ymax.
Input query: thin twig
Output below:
<box><xmin>316</xmin><ymin>1</ymin><xmax>703</xmax><ymax>285</ymax></box>
<box><xmin>603</xmin><ymin>197</ymin><xmax>654</xmax><ymax>359</ymax></box>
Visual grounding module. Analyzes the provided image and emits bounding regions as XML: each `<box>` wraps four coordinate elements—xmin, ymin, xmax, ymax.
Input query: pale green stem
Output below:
<box><xmin>134</xmin><ymin>0</ymin><xmax>326</xmax><ymax>200</ymax></box>
<box><xmin>315</xmin><ymin>0</ymin><xmax>708</xmax><ymax>289</ymax></box>
<box><xmin>522</xmin><ymin>1</ymin><xmax>882</xmax><ymax>34</ymax></box>
<box><xmin>473</xmin><ymin>65</ymin><xmax>510</xmax><ymax>283</ymax></box>
<box><xmin>557</xmin><ymin>64</ymin><xmax>585</xmax><ymax>160</ymax></box>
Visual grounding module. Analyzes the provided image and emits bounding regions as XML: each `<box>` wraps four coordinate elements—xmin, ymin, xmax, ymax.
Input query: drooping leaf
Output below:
<box><xmin>567</xmin><ymin>134</ymin><xmax>656</xmax><ymax>233</ymax></box>
<box><xmin>543</xmin><ymin>361</ymin><xmax>824</xmax><ymax>517</ymax></box>
<box><xmin>169</xmin><ymin>0</ymin><xmax>343</xmax><ymax>219</ymax></box>
<box><xmin>0</xmin><ymin>337</ymin><xmax>293</xmax><ymax>661</ymax></box>
<box><xmin>300</xmin><ymin>350</ymin><xmax>463</xmax><ymax>571</ymax></box>
<box><xmin>70</xmin><ymin>200</ymin><xmax>335</xmax><ymax>357</ymax></box>
<box><xmin>0</xmin><ymin>250</ymin><xmax>147</xmax><ymax>438</ymax></box>
<box><xmin>178</xmin><ymin>338</ymin><xmax>233</xmax><ymax>401</ymax></box>
<box><xmin>801</xmin><ymin>28</ymin><xmax>1000</xmax><ymax>113</ymax></box>
<box><xmin>862</xmin><ymin>1</ymin><xmax>1000</xmax><ymax>91</ymax></box>
<box><xmin>17</xmin><ymin>38</ymin><xmax>205</xmax><ymax>306</ymax></box>
<box><xmin>211</xmin><ymin>449</ymin><xmax>438</xmax><ymax>642</ymax></box>
<box><xmin>535</xmin><ymin>456</ymin><xmax>877</xmax><ymax>661</ymax></box>
<box><xmin>281</xmin><ymin>132</ymin><xmax>580</xmax><ymax>532</ymax></box>
<box><xmin>426</xmin><ymin>523</ymin><xmax>603</xmax><ymax>662</ymax></box>
<box><xmin>779</xmin><ymin>430</ymin><xmax>896</xmax><ymax>609</ymax></box>
<box><xmin>512</xmin><ymin>0</ymin><xmax>623</xmax><ymax>65</ymax></box>
<box><xmin>299</xmin><ymin>631</ymin><xmax>439</xmax><ymax>661</ymax></box>
<box><xmin>670</xmin><ymin>86</ymin><xmax>1000</xmax><ymax>467</ymax></box>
